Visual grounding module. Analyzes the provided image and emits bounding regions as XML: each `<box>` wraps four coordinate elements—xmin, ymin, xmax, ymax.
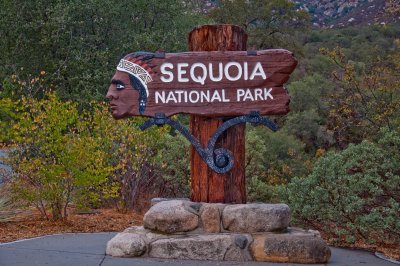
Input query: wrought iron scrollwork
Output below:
<box><xmin>140</xmin><ymin>111</ymin><xmax>278</xmax><ymax>173</ymax></box>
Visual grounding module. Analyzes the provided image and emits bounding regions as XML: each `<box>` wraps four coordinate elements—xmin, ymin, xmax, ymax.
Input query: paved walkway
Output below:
<box><xmin>0</xmin><ymin>233</ymin><xmax>396</xmax><ymax>266</ymax></box>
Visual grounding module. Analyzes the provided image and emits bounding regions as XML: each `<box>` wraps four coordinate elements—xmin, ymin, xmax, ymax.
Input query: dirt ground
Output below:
<box><xmin>0</xmin><ymin>208</ymin><xmax>143</xmax><ymax>244</ymax></box>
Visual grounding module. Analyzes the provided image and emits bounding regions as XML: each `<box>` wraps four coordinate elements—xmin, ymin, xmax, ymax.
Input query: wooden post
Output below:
<box><xmin>188</xmin><ymin>25</ymin><xmax>248</xmax><ymax>203</ymax></box>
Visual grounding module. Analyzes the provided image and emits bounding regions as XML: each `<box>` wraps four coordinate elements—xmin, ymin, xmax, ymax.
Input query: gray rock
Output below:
<box><xmin>143</xmin><ymin>200</ymin><xmax>199</xmax><ymax>233</ymax></box>
<box><xmin>106</xmin><ymin>233</ymin><xmax>147</xmax><ymax>257</ymax></box>
<box><xmin>250</xmin><ymin>232</ymin><xmax>331</xmax><ymax>263</ymax></box>
<box><xmin>234</xmin><ymin>235</ymin><xmax>248</xmax><ymax>249</ymax></box>
<box><xmin>200</xmin><ymin>204</ymin><xmax>220</xmax><ymax>233</ymax></box>
<box><xmin>224</xmin><ymin>239</ymin><xmax>253</xmax><ymax>261</ymax></box>
<box><xmin>222</xmin><ymin>203</ymin><xmax>290</xmax><ymax>233</ymax></box>
<box><xmin>149</xmin><ymin>234</ymin><xmax>244</xmax><ymax>261</ymax></box>
<box><xmin>150</xmin><ymin>197</ymin><xmax>190</xmax><ymax>206</ymax></box>
<box><xmin>123</xmin><ymin>226</ymin><xmax>150</xmax><ymax>234</ymax></box>
<box><xmin>188</xmin><ymin>202</ymin><xmax>202</xmax><ymax>213</ymax></box>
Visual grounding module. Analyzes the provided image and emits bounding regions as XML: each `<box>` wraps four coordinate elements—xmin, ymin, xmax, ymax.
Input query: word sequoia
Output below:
<box><xmin>160</xmin><ymin>62</ymin><xmax>267</xmax><ymax>85</ymax></box>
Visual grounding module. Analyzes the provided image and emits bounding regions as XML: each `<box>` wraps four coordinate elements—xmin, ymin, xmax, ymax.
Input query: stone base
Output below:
<box><xmin>106</xmin><ymin>226</ymin><xmax>331</xmax><ymax>263</ymax></box>
<box><xmin>106</xmin><ymin>199</ymin><xmax>331</xmax><ymax>263</ymax></box>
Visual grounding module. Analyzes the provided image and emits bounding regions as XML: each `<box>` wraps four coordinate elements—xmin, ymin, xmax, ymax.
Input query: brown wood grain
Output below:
<box><xmin>189</xmin><ymin>25</ymin><xmax>247</xmax><ymax>203</ymax></box>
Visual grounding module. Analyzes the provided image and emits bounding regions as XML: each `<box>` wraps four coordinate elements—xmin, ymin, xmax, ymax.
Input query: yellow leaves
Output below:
<box><xmin>315</xmin><ymin>149</ymin><xmax>326</xmax><ymax>158</ymax></box>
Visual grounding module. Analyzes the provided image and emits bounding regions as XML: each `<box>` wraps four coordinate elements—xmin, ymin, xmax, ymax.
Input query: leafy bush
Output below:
<box><xmin>3</xmin><ymin>91</ymin><xmax>167</xmax><ymax>219</ymax></box>
<box><xmin>157</xmin><ymin>133</ymin><xmax>191</xmax><ymax>197</ymax></box>
<box><xmin>245</xmin><ymin>126</ymin><xmax>311</xmax><ymax>202</ymax></box>
<box><xmin>283</xmin><ymin>128</ymin><xmax>400</xmax><ymax>246</ymax></box>
<box><xmin>87</xmin><ymin>104</ymin><xmax>167</xmax><ymax>212</ymax></box>
<box><xmin>3</xmin><ymin>92</ymin><xmax>115</xmax><ymax>219</ymax></box>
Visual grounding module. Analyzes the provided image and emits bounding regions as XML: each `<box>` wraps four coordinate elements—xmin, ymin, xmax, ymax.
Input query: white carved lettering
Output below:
<box><xmin>177</xmin><ymin>63</ymin><xmax>189</xmax><ymax>82</ymax></box>
<box><xmin>160</xmin><ymin>63</ymin><xmax>174</xmax><ymax>82</ymax></box>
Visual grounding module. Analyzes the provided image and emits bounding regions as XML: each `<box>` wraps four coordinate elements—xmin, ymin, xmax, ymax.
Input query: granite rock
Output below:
<box><xmin>106</xmin><ymin>233</ymin><xmax>146</xmax><ymax>257</ymax></box>
<box><xmin>222</xmin><ymin>203</ymin><xmax>290</xmax><ymax>233</ymax></box>
<box><xmin>143</xmin><ymin>200</ymin><xmax>199</xmax><ymax>233</ymax></box>
<box><xmin>250</xmin><ymin>232</ymin><xmax>331</xmax><ymax>263</ymax></box>
<box><xmin>149</xmin><ymin>234</ymin><xmax>252</xmax><ymax>261</ymax></box>
<box><xmin>200</xmin><ymin>204</ymin><xmax>220</xmax><ymax>233</ymax></box>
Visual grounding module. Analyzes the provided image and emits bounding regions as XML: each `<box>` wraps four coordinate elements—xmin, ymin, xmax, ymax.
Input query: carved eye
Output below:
<box><xmin>116</xmin><ymin>84</ymin><xmax>125</xmax><ymax>90</ymax></box>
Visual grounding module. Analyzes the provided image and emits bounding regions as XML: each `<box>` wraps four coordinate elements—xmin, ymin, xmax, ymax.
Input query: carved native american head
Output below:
<box><xmin>106</xmin><ymin>52</ymin><xmax>157</xmax><ymax>118</ymax></box>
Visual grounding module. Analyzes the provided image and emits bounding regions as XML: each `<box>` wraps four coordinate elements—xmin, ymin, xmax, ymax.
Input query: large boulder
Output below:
<box><xmin>222</xmin><ymin>203</ymin><xmax>290</xmax><ymax>233</ymax></box>
<box><xmin>143</xmin><ymin>200</ymin><xmax>199</xmax><ymax>233</ymax></box>
<box><xmin>149</xmin><ymin>234</ymin><xmax>252</xmax><ymax>261</ymax></box>
<box><xmin>250</xmin><ymin>232</ymin><xmax>331</xmax><ymax>263</ymax></box>
<box><xmin>106</xmin><ymin>233</ymin><xmax>146</xmax><ymax>257</ymax></box>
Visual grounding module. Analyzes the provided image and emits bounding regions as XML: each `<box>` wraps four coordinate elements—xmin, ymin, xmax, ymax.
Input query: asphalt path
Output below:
<box><xmin>0</xmin><ymin>233</ymin><xmax>396</xmax><ymax>266</ymax></box>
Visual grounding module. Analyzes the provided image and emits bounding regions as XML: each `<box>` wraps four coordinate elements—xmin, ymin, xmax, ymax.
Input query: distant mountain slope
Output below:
<box><xmin>294</xmin><ymin>0</ymin><xmax>398</xmax><ymax>27</ymax></box>
<box><xmin>204</xmin><ymin>0</ymin><xmax>399</xmax><ymax>28</ymax></box>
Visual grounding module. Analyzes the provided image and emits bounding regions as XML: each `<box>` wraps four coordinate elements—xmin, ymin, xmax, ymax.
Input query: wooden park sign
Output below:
<box><xmin>107</xmin><ymin>49</ymin><xmax>296</xmax><ymax>118</ymax></box>
<box><xmin>107</xmin><ymin>25</ymin><xmax>297</xmax><ymax>204</ymax></box>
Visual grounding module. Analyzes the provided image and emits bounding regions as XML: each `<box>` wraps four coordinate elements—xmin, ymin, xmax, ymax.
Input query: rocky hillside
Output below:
<box><xmin>205</xmin><ymin>0</ymin><xmax>399</xmax><ymax>28</ymax></box>
<box><xmin>294</xmin><ymin>0</ymin><xmax>397</xmax><ymax>27</ymax></box>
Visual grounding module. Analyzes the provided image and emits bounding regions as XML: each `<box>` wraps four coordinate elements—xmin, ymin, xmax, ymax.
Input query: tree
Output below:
<box><xmin>321</xmin><ymin>45</ymin><xmax>400</xmax><ymax>147</ymax></box>
<box><xmin>209</xmin><ymin>0</ymin><xmax>311</xmax><ymax>56</ymax></box>
<box><xmin>284</xmin><ymin>73</ymin><xmax>334</xmax><ymax>151</ymax></box>
<box><xmin>0</xmin><ymin>0</ymin><xmax>209</xmax><ymax>107</ymax></box>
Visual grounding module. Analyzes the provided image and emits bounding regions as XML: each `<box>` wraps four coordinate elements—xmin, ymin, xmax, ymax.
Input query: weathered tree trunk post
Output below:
<box><xmin>188</xmin><ymin>25</ymin><xmax>248</xmax><ymax>203</ymax></box>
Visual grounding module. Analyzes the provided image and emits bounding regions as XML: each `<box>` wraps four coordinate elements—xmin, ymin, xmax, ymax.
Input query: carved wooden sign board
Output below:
<box><xmin>107</xmin><ymin>49</ymin><xmax>297</xmax><ymax>119</ymax></box>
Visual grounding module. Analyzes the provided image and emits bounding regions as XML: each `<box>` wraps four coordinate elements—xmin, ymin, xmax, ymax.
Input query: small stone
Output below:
<box><xmin>250</xmin><ymin>233</ymin><xmax>331</xmax><ymax>263</ymax></box>
<box><xmin>123</xmin><ymin>226</ymin><xmax>149</xmax><ymax>234</ymax></box>
<box><xmin>106</xmin><ymin>233</ymin><xmax>146</xmax><ymax>257</ymax></box>
<box><xmin>201</xmin><ymin>204</ymin><xmax>220</xmax><ymax>233</ymax></box>
<box><xmin>189</xmin><ymin>202</ymin><xmax>202</xmax><ymax>213</ymax></box>
<box><xmin>308</xmin><ymin>229</ymin><xmax>321</xmax><ymax>237</ymax></box>
<box><xmin>222</xmin><ymin>203</ymin><xmax>290</xmax><ymax>233</ymax></box>
<box><xmin>234</xmin><ymin>235</ymin><xmax>248</xmax><ymax>249</ymax></box>
<box><xmin>143</xmin><ymin>200</ymin><xmax>199</xmax><ymax>233</ymax></box>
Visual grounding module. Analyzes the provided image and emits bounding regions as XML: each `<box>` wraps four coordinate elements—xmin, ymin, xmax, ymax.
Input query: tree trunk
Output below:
<box><xmin>188</xmin><ymin>25</ymin><xmax>247</xmax><ymax>203</ymax></box>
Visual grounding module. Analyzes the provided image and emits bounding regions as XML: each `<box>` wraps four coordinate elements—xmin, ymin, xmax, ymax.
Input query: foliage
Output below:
<box><xmin>321</xmin><ymin>45</ymin><xmax>400</xmax><ymax>147</ymax></box>
<box><xmin>246</xmin><ymin>176</ymin><xmax>273</xmax><ymax>202</ymax></box>
<box><xmin>295</xmin><ymin>23</ymin><xmax>400</xmax><ymax>81</ymax></box>
<box><xmin>157</xmin><ymin>133</ymin><xmax>191</xmax><ymax>197</ymax></box>
<box><xmin>209</xmin><ymin>0</ymin><xmax>311</xmax><ymax>56</ymax></box>
<box><xmin>283</xmin><ymin>128</ymin><xmax>400</xmax><ymax>246</ymax></box>
<box><xmin>3</xmin><ymin>92</ymin><xmax>116</xmax><ymax>219</ymax></box>
<box><xmin>87</xmin><ymin>104</ymin><xmax>167</xmax><ymax>212</ymax></box>
<box><xmin>0</xmin><ymin>0</ymin><xmax>210</xmax><ymax>108</ymax></box>
<box><xmin>0</xmin><ymin>194</ymin><xmax>17</xmax><ymax>223</ymax></box>
<box><xmin>284</xmin><ymin>73</ymin><xmax>334</xmax><ymax>152</ymax></box>
<box><xmin>245</xmin><ymin>126</ymin><xmax>311</xmax><ymax>201</ymax></box>
<box><xmin>2</xmin><ymin>90</ymin><xmax>168</xmax><ymax>218</ymax></box>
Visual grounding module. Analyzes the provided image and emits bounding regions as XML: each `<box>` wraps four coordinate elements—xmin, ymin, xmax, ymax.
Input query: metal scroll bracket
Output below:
<box><xmin>139</xmin><ymin>111</ymin><xmax>278</xmax><ymax>174</ymax></box>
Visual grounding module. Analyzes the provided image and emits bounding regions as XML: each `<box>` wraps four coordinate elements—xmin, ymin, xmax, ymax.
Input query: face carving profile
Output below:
<box><xmin>106</xmin><ymin>52</ymin><xmax>156</xmax><ymax>119</ymax></box>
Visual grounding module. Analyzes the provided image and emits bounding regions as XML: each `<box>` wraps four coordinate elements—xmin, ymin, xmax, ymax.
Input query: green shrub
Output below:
<box><xmin>157</xmin><ymin>133</ymin><xmax>191</xmax><ymax>197</ymax></box>
<box><xmin>2</xmin><ymin>91</ymin><xmax>166</xmax><ymax>217</ymax></box>
<box><xmin>283</xmin><ymin>128</ymin><xmax>400</xmax><ymax>246</ymax></box>
<box><xmin>3</xmin><ymin>92</ymin><xmax>117</xmax><ymax>219</ymax></box>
